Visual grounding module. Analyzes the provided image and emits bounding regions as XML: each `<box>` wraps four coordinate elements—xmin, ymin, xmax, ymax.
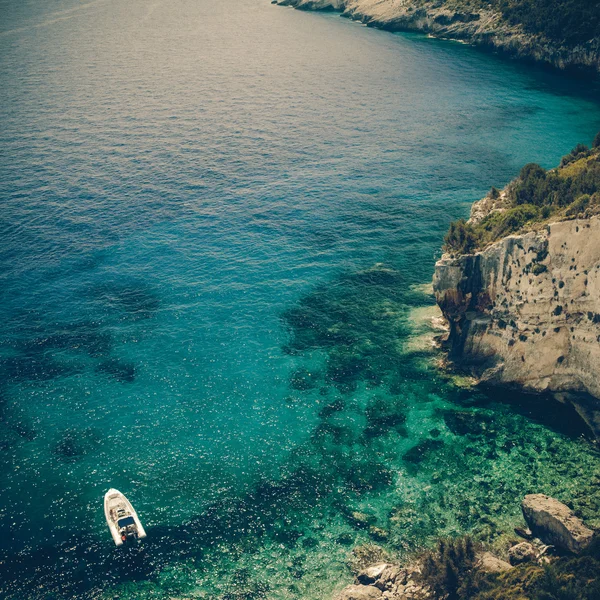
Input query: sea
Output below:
<box><xmin>1</xmin><ymin>0</ymin><xmax>600</xmax><ymax>597</ymax></box>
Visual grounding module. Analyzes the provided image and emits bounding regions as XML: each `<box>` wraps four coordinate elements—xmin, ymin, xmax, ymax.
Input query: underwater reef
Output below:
<box><xmin>2</xmin><ymin>264</ymin><xmax>600</xmax><ymax>600</ymax></box>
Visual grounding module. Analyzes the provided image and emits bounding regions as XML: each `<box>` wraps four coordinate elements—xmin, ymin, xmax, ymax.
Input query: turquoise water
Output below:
<box><xmin>1</xmin><ymin>0</ymin><xmax>600</xmax><ymax>598</ymax></box>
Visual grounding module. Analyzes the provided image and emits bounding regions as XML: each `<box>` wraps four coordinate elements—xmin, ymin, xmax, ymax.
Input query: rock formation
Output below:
<box><xmin>508</xmin><ymin>541</ymin><xmax>537</xmax><ymax>565</ymax></box>
<box><xmin>335</xmin><ymin>562</ymin><xmax>430</xmax><ymax>600</ymax></box>
<box><xmin>273</xmin><ymin>0</ymin><xmax>600</xmax><ymax>74</ymax></box>
<box><xmin>522</xmin><ymin>494</ymin><xmax>595</xmax><ymax>554</ymax></box>
<box><xmin>433</xmin><ymin>214</ymin><xmax>600</xmax><ymax>434</ymax></box>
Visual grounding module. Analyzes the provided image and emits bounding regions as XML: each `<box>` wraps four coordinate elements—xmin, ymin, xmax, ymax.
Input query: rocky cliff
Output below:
<box><xmin>433</xmin><ymin>214</ymin><xmax>600</xmax><ymax>433</ymax></box>
<box><xmin>274</xmin><ymin>0</ymin><xmax>600</xmax><ymax>74</ymax></box>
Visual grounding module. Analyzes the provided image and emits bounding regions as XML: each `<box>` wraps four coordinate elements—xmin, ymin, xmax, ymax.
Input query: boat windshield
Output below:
<box><xmin>117</xmin><ymin>516</ymin><xmax>135</xmax><ymax>528</ymax></box>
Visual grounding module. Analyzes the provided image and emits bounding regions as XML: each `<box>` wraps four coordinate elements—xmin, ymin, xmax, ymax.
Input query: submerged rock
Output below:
<box><xmin>368</xmin><ymin>526</ymin><xmax>389</xmax><ymax>542</ymax></box>
<box><xmin>402</xmin><ymin>439</ymin><xmax>444</xmax><ymax>465</ymax></box>
<box><xmin>522</xmin><ymin>494</ymin><xmax>595</xmax><ymax>554</ymax></box>
<box><xmin>347</xmin><ymin>511</ymin><xmax>377</xmax><ymax>529</ymax></box>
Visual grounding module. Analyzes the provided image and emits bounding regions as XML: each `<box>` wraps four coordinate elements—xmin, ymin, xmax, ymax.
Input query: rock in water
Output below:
<box><xmin>476</xmin><ymin>551</ymin><xmax>513</xmax><ymax>573</ymax></box>
<box><xmin>508</xmin><ymin>542</ymin><xmax>537</xmax><ymax>565</ymax></box>
<box><xmin>522</xmin><ymin>494</ymin><xmax>594</xmax><ymax>554</ymax></box>
<box><xmin>335</xmin><ymin>584</ymin><xmax>382</xmax><ymax>600</ymax></box>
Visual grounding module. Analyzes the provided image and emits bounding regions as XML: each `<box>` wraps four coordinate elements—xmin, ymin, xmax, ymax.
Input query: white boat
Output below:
<box><xmin>104</xmin><ymin>488</ymin><xmax>147</xmax><ymax>546</ymax></box>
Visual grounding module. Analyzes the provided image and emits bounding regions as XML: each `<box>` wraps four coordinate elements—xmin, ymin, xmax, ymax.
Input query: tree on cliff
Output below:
<box><xmin>443</xmin><ymin>219</ymin><xmax>479</xmax><ymax>255</ymax></box>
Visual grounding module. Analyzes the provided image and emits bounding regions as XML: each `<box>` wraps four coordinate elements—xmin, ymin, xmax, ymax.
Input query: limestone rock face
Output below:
<box><xmin>522</xmin><ymin>494</ymin><xmax>595</xmax><ymax>554</ymax></box>
<box><xmin>433</xmin><ymin>216</ymin><xmax>600</xmax><ymax>434</ymax></box>
<box><xmin>274</xmin><ymin>0</ymin><xmax>600</xmax><ymax>74</ymax></box>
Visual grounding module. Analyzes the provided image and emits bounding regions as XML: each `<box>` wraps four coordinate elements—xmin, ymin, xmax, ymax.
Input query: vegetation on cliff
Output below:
<box><xmin>444</xmin><ymin>133</ymin><xmax>600</xmax><ymax>254</ymax></box>
<box><xmin>493</xmin><ymin>0</ymin><xmax>600</xmax><ymax>46</ymax></box>
<box><xmin>417</xmin><ymin>536</ymin><xmax>600</xmax><ymax>600</ymax></box>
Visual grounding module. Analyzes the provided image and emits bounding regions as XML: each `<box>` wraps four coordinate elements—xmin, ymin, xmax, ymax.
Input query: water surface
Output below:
<box><xmin>1</xmin><ymin>0</ymin><xmax>600</xmax><ymax>597</ymax></box>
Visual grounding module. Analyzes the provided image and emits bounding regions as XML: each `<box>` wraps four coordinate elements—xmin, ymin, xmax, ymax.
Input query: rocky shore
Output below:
<box><xmin>335</xmin><ymin>494</ymin><xmax>597</xmax><ymax>600</ymax></box>
<box><xmin>273</xmin><ymin>0</ymin><xmax>600</xmax><ymax>75</ymax></box>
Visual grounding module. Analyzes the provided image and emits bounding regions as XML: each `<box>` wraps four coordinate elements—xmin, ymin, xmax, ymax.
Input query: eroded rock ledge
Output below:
<box><xmin>273</xmin><ymin>0</ymin><xmax>600</xmax><ymax>74</ymax></box>
<box><xmin>433</xmin><ymin>215</ymin><xmax>600</xmax><ymax>433</ymax></box>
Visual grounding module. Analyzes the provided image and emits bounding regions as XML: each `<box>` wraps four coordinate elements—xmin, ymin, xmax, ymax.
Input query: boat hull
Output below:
<box><xmin>104</xmin><ymin>488</ymin><xmax>146</xmax><ymax>546</ymax></box>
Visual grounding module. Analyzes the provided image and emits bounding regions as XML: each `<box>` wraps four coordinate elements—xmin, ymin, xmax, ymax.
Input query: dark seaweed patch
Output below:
<box><xmin>317</xmin><ymin>398</ymin><xmax>345</xmax><ymax>419</ymax></box>
<box><xmin>52</xmin><ymin>428</ymin><xmax>101</xmax><ymax>462</ymax></box>
<box><xmin>96</xmin><ymin>358</ymin><xmax>136</xmax><ymax>383</ymax></box>
<box><xmin>363</xmin><ymin>395</ymin><xmax>408</xmax><ymax>440</ymax></box>
<box><xmin>441</xmin><ymin>409</ymin><xmax>495</xmax><ymax>437</ymax></box>
<box><xmin>10</xmin><ymin>420</ymin><xmax>37</xmax><ymax>441</ymax></box>
<box><xmin>311</xmin><ymin>421</ymin><xmax>355</xmax><ymax>445</ymax></box>
<box><xmin>289</xmin><ymin>367</ymin><xmax>320</xmax><ymax>391</ymax></box>
<box><xmin>282</xmin><ymin>265</ymin><xmax>420</xmax><ymax>393</ymax></box>
<box><xmin>0</xmin><ymin>320</ymin><xmax>112</xmax><ymax>383</ymax></box>
<box><xmin>402</xmin><ymin>439</ymin><xmax>444</xmax><ymax>465</ymax></box>
<box><xmin>93</xmin><ymin>282</ymin><xmax>160</xmax><ymax>321</ymax></box>
<box><xmin>0</xmin><ymin>353</ymin><xmax>82</xmax><ymax>382</ymax></box>
<box><xmin>343</xmin><ymin>457</ymin><xmax>393</xmax><ymax>493</ymax></box>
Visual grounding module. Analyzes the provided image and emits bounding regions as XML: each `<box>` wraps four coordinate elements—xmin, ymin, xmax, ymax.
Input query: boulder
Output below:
<box><xmin>336</xmin><ymin>584</ymin><xmax>382</xmax><ymax>600</ymax></box>
<box><xmin>514</xmin><ymin>526</ymin><xmax>533</xmax><ymax>540</ymax></box>
<box><xmin>476</xmin><ymin>551</ymin><xmax>513</xmax><ymax>573</ymax></box>
<box><xmin>374</xmin><ymin>565</ymin><xmax>406</xmax><ymax>591</ymax></box>
<box><xmin>508</xmin><ymin>542</ymin><xmax>537</xmax><ymax>565</ymax></box>
<box><xmin>357</xmin><ymin>563</ymin><xmax>390</xmax><ymax>585</ymax></box>
<box><xmin>522</xmin><ymin>494</ymin><xmax>594</xmax><ymax>554</ymax></box>
<box><xmin>357</xmin><ymin>563</ymin><xmax>406</xmax><ymax>591</ymax></box>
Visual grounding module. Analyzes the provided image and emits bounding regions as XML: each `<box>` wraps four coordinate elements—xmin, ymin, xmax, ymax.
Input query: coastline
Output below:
<box><xmin>273</xmin><ymin>0</ymin><xmax>600</xmax><ymax>76</ymax></box>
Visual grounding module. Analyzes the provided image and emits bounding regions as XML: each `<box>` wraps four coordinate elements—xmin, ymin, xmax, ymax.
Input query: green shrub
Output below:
<box><xmin>444</xmin><ymin>219</ymin><xmax>480</xmax><ymax>254</ymax></box>
<box><xmin>420</xmin><ymin>536</ymin><xmax>479</xmax><ymax>600</ymax></box>
<box><xmin>566</xmin><ymin>194</ymin><xmax>591</xmax><ymax>216</ymax></box>
<box><xmin>560</xmin><ymin>144</ymin><xmax>591</xmax><ymax>167</ymax></box>
<box><xmin>493</xmin><ymin>0</ymin><xmax>600</xmax><ymax>46</ymax></box>
<box><xmin>494</xmin><ymin>205</ymin><xmax>540</xmax><ymax>237</ymax></box>
<box><xmin>443</xmin><ymin>138</ymin><xmax>600</xmax><ymax>254</ymax></box>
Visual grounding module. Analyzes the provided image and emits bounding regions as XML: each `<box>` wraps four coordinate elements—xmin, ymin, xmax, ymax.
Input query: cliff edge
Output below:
<box><xmin>274</xmin><ymin>0</ymin><xmax>600</xmax><ymax>74</ymax></box>
<box><xmin>434</xmin><ymin>216</ymin><xmax>600</xmax><ymax>398</ymax></box>
<box><xmin>433</xmin><ymin>139</ymin><xmax>600</xmax><ymax>434</ymax></box>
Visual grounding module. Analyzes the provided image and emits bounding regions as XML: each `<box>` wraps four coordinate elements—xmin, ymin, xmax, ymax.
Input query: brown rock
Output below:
<box><xmin>357</xmin><ymin>563</ymin><xmax>390</xmax><ymax>585</ymax></box>
<box><xmin>508</xmin><ymin>542</ymin><xmax>537</xmax><ymax>565</ymax></box>
<box><xmin>477</xmin><ymin>551</ymin><xmax>513</xmax><ymax>573</ymax></box>
<box><xmin>374</xmin><ymin>565</ymin><xmax>406</xmax><ymax>591</ymax></box>
<box><xmin>522</xmin><ymin>494</ymin><xmax>594</xmax><ymax>554</ymax></box>
<box><xmin>335</xmin><ymin>584</ymin><xmax>383</xmax><ymax>600</ymax></box>
<box><xmin>514</xmin><ymin>526</ymin><xmax>533</xmax><ymax>540</ymax></box>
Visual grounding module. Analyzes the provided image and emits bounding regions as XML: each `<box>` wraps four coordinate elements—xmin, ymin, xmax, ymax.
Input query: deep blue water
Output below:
<box><xmin>1</xmin><ymin>0</ymin><xmax>600</xmax><ymax>598</ymax></box>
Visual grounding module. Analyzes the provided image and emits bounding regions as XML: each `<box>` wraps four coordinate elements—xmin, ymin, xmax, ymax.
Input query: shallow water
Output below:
<box><xmin>1</xmin><ymin>0</ymin><xmax>600</xmax><ymax>597</ymax></box>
